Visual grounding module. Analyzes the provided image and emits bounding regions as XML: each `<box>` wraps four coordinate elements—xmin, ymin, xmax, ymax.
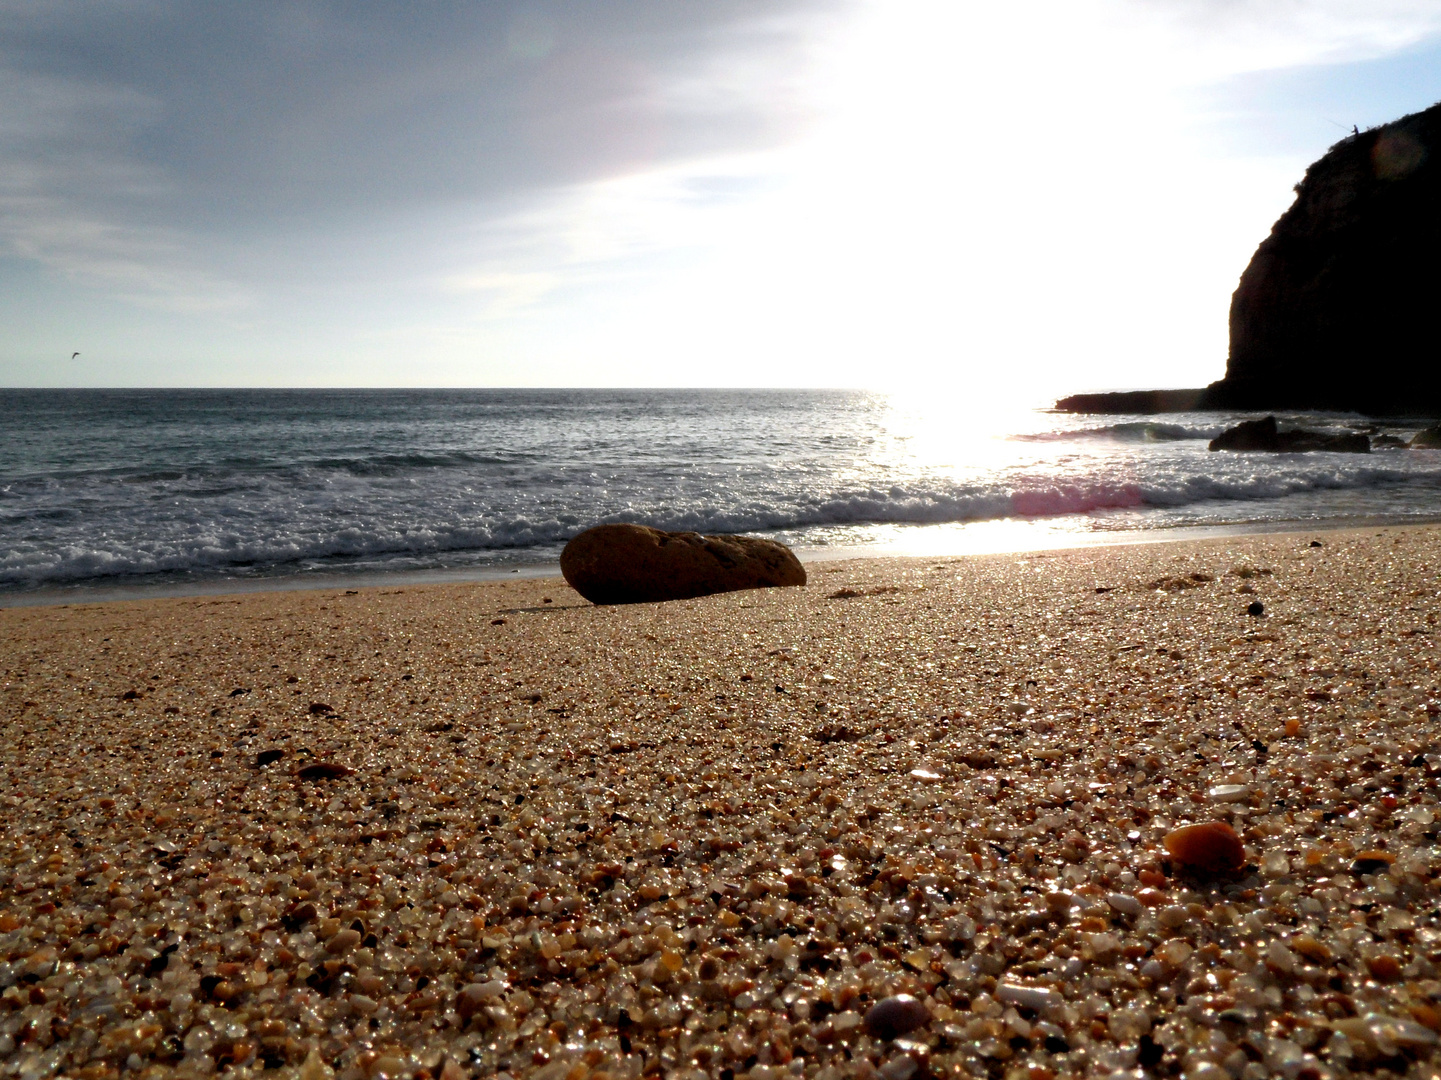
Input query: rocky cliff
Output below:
<box><xmin>1208</xmin><ymin>100</ymin><xmax>1441</xmax><ymax>415</ymax></box>
<box><xmin>1057</xmin><ymin>101</ymin><xmax>1441</xmax><ymax>415</ymax></box>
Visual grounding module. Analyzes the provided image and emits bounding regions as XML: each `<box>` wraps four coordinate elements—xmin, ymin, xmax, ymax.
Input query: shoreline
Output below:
<box><xmin>3</xmin><ymin>523</ymin><xmax>1441</xmax><ymax>1078</ymax></box>
<box><xmin>3</xmin><ymin>513</ymin><xmax>1435</xmax><ymax>610</ymax></box>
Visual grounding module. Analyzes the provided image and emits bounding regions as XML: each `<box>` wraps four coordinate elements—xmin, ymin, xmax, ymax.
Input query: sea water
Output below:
<box><xmin>3</xmin><ymin>388</ymin><xmax>1441</xmax><ymax>600</ymax></box>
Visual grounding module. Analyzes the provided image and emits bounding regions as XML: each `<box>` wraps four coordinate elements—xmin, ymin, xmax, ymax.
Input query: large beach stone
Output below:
<box><xmin>560</xmin><ymin>523</ymin><xmax>805</xmax><ymax>605</ymax></box>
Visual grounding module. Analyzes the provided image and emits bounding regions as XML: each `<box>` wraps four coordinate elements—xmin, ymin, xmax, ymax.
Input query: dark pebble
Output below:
<box><xmin>1350</xmin><ymin>856</ymin><xmax>1393</xmax><ymax>876</ymax></box>
<box><xmin>1247</xmin><ymin>601</ymin><xmax>1265</xmax><ymax>616</ymax></box>
<box><xmin>1138</xmin><ymin>1034</ymin><xmax>1165</xmax><ymax>1068</ymax></box>
<box><xmin>864</xmin><ymin>994</ymin><xmax>929</xmax><ymax>1040</ymax></box>
<box><xmin>282</xmin><ymin>902</ymin><xmax>318</xmax><ymax>931</ymax></box>
<box><xmin>255</xmin><ymin>749</ymin><xmax>286</xmax><ymax>768</ymax></box>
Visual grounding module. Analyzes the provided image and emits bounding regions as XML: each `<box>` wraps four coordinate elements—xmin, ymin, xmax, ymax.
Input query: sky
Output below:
<box><xmin>3</xmin><ymin>1</ymin><xmax>1441</xmax><ymax>397</ymax></box>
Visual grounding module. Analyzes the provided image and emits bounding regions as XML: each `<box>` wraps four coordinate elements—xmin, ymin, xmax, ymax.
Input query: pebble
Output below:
<box><xmin>996</xmin><ymin>983</ymin><xmax>1062</xmax><ymax>1012</ymax></box>
<box><xmin>1163</xmin><ymin>820</ymin><xmax>1247</xmax><ymax>873</ymax></box>
<box><xmin>1335</xmin><ymin>1014</ymin><xmax>1440</xmax><ymax>1053</ymax></box>
<box><xmin>864</xmin><ymin>994</ymin><xmax>930</xmax><ymax>1040</ymax></box>
<box><xmin>456</xmin><ymin>980</ymin><xmax>508</xmax><ymax>1018</ymax></box>
<box><xmin>1247</xmin><ymin>600</ymin><xmax>1265</xmax><ymax>616</ymax></box>
<box><xmin>1206</xmin><ymin>783</ymin><xmax>1252</xmax><ymax>802</ymax></box>
<box><xmin>1350</xmin><ymin>849</ymin><xmax>1396</xmax><ymax>875</ymax></box>
<box><xmin>324</xmin><ymin>928</ymin><xmax>361</xmax><ymax>955</ymax></box>
<box><xmin>1368</xmin><ymin>954</ymin><xmax>1405</xmax><ymax>982</ymax></box>
<box><xmin>1105</xmin><ymin>892</ymin><xmax>1142</xmax><ymax>916</ymax></box>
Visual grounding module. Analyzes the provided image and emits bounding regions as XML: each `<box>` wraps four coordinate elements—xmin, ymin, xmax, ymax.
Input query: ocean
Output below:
<box><xmin>3</xmin><ymin>388</ymin><xmax>1440</xmax><ymax>602</ymax></box>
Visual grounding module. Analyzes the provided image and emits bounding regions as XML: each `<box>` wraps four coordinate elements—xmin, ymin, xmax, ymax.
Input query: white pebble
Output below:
<box><xmin>1266</xmin><ymin>940</ymin><xmax>1296</xmax><ymax>974</ymax></box>
<box><xmin>879</xmin><ymin>1057</ymin><xmax>918</xmax><ymax>1080</ymax></box>
<box><xmin>996</xmin><ymin>983</ymin><xmax>1061</xmax><ymax>1012</ymax></box>
<box><xmin>1106</xmin><ymin>892</ymin><xmax>1142</xmax><ymax>916</ymax></box>
<box><xmin>1208</xmin><ymin>784</ymin><xmax>1252</xmax><ymax>803</ymax></box>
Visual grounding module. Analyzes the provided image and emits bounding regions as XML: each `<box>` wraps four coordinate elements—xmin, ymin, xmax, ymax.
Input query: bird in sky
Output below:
<box><xmin>71</xmin><ymin>351</ymin><xmax>80</xmax><ymax>359</ymax></box>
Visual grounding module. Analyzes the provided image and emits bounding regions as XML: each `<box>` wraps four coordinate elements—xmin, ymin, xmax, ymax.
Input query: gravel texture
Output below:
<box><xmin>3</xmin><ymin>527</ymin><xmax>1441</xmax><ymax>1080</ymax></box>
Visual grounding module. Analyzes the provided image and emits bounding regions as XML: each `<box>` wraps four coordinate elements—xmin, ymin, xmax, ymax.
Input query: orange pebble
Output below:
<box><xmin>1409</xmin><ymin>1003</ymin><xmax>1441</xmax><ymax>1032</ymax></box>
<box><xmin>1291</xmin><ymin>935</ymin><xmax>1332</xmax><ymax>964</ymax></box>
<box><xmin>1138</xmin><ymin>868</ymin><xmax>1168</xmax><ymax>888</ymax></box>
<box><xmin>1285</xmin><ymin>718</ymin><xmax>1300</xmax><ymax>736</ymax></box>
<box><xmin>1367</xmin><ymin>954</ymin><xmax>1403</xmax><ymax>982</ymax></box>
<box><xmin>1163</xmin><ymin>821</ymin><xmax>1246</xmax><ymax>874</ymax></box>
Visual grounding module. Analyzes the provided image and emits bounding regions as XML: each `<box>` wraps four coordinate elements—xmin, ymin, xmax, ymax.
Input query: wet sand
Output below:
<box><xmin>2</xmin><ymin>526</ymin><xmax>1440</xmax><ymax>1079</ymax></box>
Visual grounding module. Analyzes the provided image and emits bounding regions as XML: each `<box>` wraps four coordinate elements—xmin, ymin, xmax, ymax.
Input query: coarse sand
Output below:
<box><xmin>3</xmin><ymin>526</ymin><xmax>1441</xmax><ymax>1080</ymax></box>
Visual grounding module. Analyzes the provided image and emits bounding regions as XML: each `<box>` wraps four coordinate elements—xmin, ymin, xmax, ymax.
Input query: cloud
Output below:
<box><xmin>1131</xmin><ymin>0</ymin><xmax>1441</xmax><ymax>77</ymax></box>
<box><xmin>0</xmin><ymin>1</ymin><xmax>841</xmax><ymax>310</ymax></box>
<box><xmin>5</xmin><ymin>208</ymin><xmax>252</xmax><ymax>311</ymax></box>
<box><xmin>0</xmin><ymin>60</ymin><xmax>253</xmax><ymax>308</ymax></box>
<box><xmin>1</xmin><ymin>2</ymin><xmax>839</xmax><ymax>215</ymax></box>
<box><xmin>439</xmin><ymin>271</ymin><xmax>558</xmax><ymax>319</ymax></box>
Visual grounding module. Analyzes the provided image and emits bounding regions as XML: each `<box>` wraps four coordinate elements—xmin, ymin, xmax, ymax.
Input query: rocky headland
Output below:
<box><xmin>1058</xmin><ymin>100</ymin><xmax>1441</xmax><ymax>416</ymax></box>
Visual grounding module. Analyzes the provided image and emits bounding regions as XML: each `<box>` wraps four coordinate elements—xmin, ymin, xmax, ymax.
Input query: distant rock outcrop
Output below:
<box><xmin>1208</xmin><ymin>416</ymin><xmax>1370</xmax><ymax>453</ymax></box>
<box><xmin>1053</xmin><ymin>389</ymin><xmax>1207</xmax><ymax>414</ymax></box>
<box><xmin>560</xmin><ymin>523</ymin><xmax>805</xmax><ymax>605</ymax></box>
<box><xmin>1209</xmin><ymin>101</ymin><xmax>1441</xmax><ymax>415</ymax></box>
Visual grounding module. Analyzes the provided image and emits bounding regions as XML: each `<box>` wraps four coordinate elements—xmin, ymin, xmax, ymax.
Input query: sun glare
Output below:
<box><xmin>515</xmin><ymin>0</ymin><xmax>1306</xmax><ymax>396</ymax></box>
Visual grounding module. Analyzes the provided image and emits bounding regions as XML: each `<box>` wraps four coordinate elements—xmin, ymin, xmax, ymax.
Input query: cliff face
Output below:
<box><xmin>1208</xmin><ymin>101</ymin><xmax>1441</xmax><ymax>415</ymax></box>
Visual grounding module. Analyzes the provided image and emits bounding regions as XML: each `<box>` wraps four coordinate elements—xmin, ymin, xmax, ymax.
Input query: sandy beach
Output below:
<box><xmin>3</xmin><ymin>526</ymin><xmax>1441</xmax><ymax>1080</ymax></box>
